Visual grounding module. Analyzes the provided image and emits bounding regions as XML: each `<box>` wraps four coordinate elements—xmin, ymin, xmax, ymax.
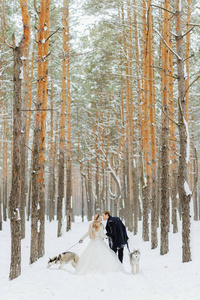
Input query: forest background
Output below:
<box><xmin>0</xmin><ymin>0</ymin><xmax>200</xmax><ymax>281</ymax></box>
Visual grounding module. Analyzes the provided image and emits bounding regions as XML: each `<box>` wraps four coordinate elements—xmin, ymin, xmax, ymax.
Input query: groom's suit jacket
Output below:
<box><xmin>105</xmin><ymin>216</ymin><xmax>129</xmax><ymax>250</ymax></box>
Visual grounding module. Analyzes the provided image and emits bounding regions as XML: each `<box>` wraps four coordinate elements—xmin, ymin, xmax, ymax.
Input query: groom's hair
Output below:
<box><xmin>103</xmin><ymin>210</ymin><xmax>111</xmax><ymax>216</ymax></box>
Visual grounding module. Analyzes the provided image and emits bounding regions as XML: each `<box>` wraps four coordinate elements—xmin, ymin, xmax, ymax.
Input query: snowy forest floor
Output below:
<box><xmin>0</xmin><ymin>217</ymin><xmax>200</xmax><ymax>300</ymax></box>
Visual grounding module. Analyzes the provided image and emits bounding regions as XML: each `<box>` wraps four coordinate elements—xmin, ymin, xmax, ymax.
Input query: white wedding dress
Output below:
<box><xmin>75</xmin><ymin>224</ymin><xmax>124</xmax><ymax>275</ymax></box>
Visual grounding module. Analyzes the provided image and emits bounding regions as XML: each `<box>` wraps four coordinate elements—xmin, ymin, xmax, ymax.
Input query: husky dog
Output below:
<box><xmin>48</xmin><ymin>251</ymin><xmax>79</xmax><ymax>269</ymax></box>
<box><xmin>129</xmin><ymin>249</ymin><xmax>141</xmax><ymax>275</ymax></box>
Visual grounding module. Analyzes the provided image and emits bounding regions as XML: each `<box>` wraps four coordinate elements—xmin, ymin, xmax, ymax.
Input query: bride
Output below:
<box><xmin>75</xmin><ymin>214</ymin><xmax>124</xmax><ymax>275</ymax></box>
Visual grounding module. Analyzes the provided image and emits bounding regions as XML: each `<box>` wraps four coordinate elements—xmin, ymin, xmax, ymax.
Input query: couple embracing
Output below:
<box><xmin>75</xmin><ymin>211</ymin><xmax>129</xmax><ymax>275</ymax></box>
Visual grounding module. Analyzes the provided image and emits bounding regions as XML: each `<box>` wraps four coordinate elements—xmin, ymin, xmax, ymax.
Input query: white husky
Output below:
<box><xmin>129</xmin><ymin>249</ymin><xmax>141</xmax><ymax>274</ymax></box>
<box><xmin>48</xmin><ymin>251</ymin><xmax>79</xmax><ymax>269</ymax></box>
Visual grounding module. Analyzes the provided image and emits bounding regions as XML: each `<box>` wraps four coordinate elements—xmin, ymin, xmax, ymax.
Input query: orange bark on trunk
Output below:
<box><xmin>30</xmin><ymin>0</ymin><xmax>45</xmax><ymax>264</ymax></box>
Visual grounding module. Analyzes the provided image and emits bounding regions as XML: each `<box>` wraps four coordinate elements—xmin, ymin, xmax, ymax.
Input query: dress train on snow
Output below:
<box><xmin>75</xmin><ymin>224</ymin><xmax>124</xmax><ymax>275</ymax></box>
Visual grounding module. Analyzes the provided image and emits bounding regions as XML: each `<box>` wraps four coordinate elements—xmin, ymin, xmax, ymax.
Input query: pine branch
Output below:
<box><xmin>182</xmin><ymin>26</ymin><xmax>195</xmax><ymax>38</ymax></box>
<box><xmin>183</xmin><ymin>54</ymin><xmax>194</xmax><ymax>62</ymax></box>
<box><xmin>153</xmin><ymin>28</ymin><xmax>182</xmax><ymax>60</ymax></box>
<box><xmin>34</xmin><ymin>0</ymin><xmax>39</xmax><ymax>15</ymax></box>
<box><xmin>162</xmin><ymin>106</ymin><xmax>179</xmax><ymax>127</ymax></box>
<box><xmin>185</xmin><ymin>75</ymin><xmax>200</xmax><ymax>96</ymax></box>
<box><xmin>151</xmin><ymin>4</ymin><xmax>175</xmax><ymax>15</ymax></box>
<box><xmin>45</xmin><ymin>27</ymin><xmax>61</xmax><ymax>42</ymax></box>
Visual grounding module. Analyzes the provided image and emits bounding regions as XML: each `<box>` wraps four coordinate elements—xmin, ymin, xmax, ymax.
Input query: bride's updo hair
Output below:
<box><xmin>88</xmin><ymin>214</ymin><xmax>101</xmax><ymax>239</ymax></box>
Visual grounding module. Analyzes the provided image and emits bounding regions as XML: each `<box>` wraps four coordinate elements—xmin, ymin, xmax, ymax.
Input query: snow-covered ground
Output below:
<box><xmin>0</xmin><ymin>217</ymin><xmax>200</xmax><ymax>300</ymax></box>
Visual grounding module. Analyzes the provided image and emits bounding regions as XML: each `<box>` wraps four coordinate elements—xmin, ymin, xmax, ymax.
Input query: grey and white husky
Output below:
<box><xmin>48</xmin><ymin>251</ymin><xmax>79</xmax><ymax>269</ymax></box>
<box><xmin>129</xmin><ymin>249</ymin><xmax>141</xmax><ymax>274</ymax></box>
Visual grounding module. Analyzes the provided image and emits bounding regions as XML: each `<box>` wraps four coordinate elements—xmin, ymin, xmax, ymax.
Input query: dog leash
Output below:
<box><xmin>65</xmin><ymin>241</ymin><xmax>79</xmax><ymax>252</ymax></box>
<box><xmin>127</xmin><ymin>241</ymin><xmax>131</xmax><ymax>253</ymax></box>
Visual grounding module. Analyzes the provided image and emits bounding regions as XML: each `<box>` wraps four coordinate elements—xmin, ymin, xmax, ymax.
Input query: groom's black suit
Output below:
<box><xmin>105</xmin><ymin>216</ymin><xmax>129</xmax><ymax>263</ymax></box>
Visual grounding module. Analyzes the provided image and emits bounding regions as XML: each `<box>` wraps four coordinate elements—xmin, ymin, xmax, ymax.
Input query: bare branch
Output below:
<box><xmin>185</xmin><ymin>75</ymin><xmax>200</xmax><ymax>96</ymax></box>
<box><xmin>21</xmin><ymin>108</ymin><xmax>57</xmax><ymax>111</ymax></box>
<box><xmin>153</xmin><ymin>28</ymin><xmax>182</xmax><ymax>60</ymax></box>
<box><xmin>25</xmin><ymin>144</ymin><xmax>33</xmax><ymax>152</ymax></box>
<box><xmin>12</xmin><ymin>33</ymin><xmax>16</xmax><ymax>48</ymax></box>
<box><xmin>162</xmin><ymin>106</ymin><xmax>179</xmax><ymax>127</ymax></box>
<box><xmin>45</xmin><ymin>27</ymin><xmax>61</xmax><ymax>42</ymax></box>
<box><xmin>182</xmin><ymin>26</ymin><xmax>195</xmax><ymax>38</ymax></box>
<box><xmin>170</xmin><ymin>31</ymin><xmax>178</xmax><ymax>37</ymax></box>
<box><xmin>151</xmin><ymin>4</ymin><xmax>175</xmax><ymax>15</ymax></box>
<box><xmin>34</xmin><ymin>0</ymin><xmax>39</xmax><ymax>15</ymax></box>
<box><xmin>183</xmin><ymin>54</ymin><xmax>194</xmax><ymax>62</ymax></box>
<box><xmin>187</xmin><ymin>23</ymin><xmax>200</xmax><ymax>27</ymax></box>
<box><xmin>153</xmin><ymin>66</ymin><xmax>178</xmax><ymax>79</ymax></box>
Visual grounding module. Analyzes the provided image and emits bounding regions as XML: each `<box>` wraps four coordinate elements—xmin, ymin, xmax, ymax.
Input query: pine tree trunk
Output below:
<box><xmin>2</xmin><ymin>133</ymin><xmax>7</xmax><ymax>221</ymax></box>
<box><xmin>193</xmin><ymin>147</ymin><xmax>198</xmax><ymax>220</ymax></box>
<box><xmin>171</xmin><ymin>171</ymin><xmax>178</xmax><ymax>232</ymax></box>
<box><xmin>49</xmin><ymin>80</ymin><xmax>55</xmax><ymax>222</ymax></box>
<box><xmin>9</xmin><ymin>0</ymin><xmax>30</xmax><ymax>278</ymax></box>
<box><xmin>199</xmin><ymin>186</ymin><xmax>200</xmax><ymax>221</ymax></box>
<box><xmin>185</xmin><ymin>0</ymin><xmax>191</xmax><ymax>123</ymax></box>
<box><xmin>65</xmin><ymin>0</ymin><xmax>72</xmax><ymax>231</ymax></box>
<box><xmin>160</xmin><ymin>0</ymin><xmax>170</xmax><ymax>255</ymax></box>
<box><xmin>175</xmin><ymin>0</ymin><xmax>191</xmax><ymax>263</ymax></box>
<box><xmin>119</xmin><ymin>2</ymin><xmax>127</xmax><ymax>223</ymax></box>
<box><xmin>168</xmin><ymin>17</ymin><xmax>178</xmax><ymax>234</ymax></box>
<box><xmin>30</xmin><ymin>0</ymin><xmax>45</xmax><ymax>263</ymax></box>
<box><xmin>57</xmin><ymin>151</ymin><xmax>64</xmax><ymax>236</ymax></box>
<box><xmin>141</xmin><ymin>0</ymin><xmax>151</xmax><ymax>241</ymax></box>
<box><xmin>81</xmin><ymin>170</ymin><xmax>84</xmax><ymax>222</ymax></box>
<box><xmin>57</xmin><ymin>0</ymin><xmax>68</xmax><ymax>236</ymax></box>
<box><xmin>88</xmin><ymin>158</ymin><xmax>93</xmax><ymax>220</ymax></box>
<box><xmin>27</xmin><ymin>176</ymin><xmax>32</xmax><ymax>221</ymax></box>
<box><xmin>156</xmin><ymin>146</ymin><xmax>162</xmax><ymax>227</ymax></box>
<box><xmin>9</xmin><ymin>45</ymin><xmax>22</xmax><ymax>280</ymax></box>
<box><xmin>38</xmin><ymin>0</ymin><xmax>50</xmax><ymax>259</ymax></box>
<box><xmin>20</xmin><ymin>47</ymin><xmax>29</xmax><ymax>239</ymax></box>
<box><xmin>148</xmin><ymin>0</ymin><xmax>157</xmax><ymax>249</ymax></box>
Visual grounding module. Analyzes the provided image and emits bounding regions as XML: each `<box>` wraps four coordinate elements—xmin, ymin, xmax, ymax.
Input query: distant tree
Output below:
<box><xmin>57</xmin><ymin>0</ymin><xmax>68</xmax><ymax>237</ymax></box>
<box><xmin>147</xmin><ymin>0</ymin><xmax>157</xmax><ymax>250</ymax></box>
<box><xmin>65</xmin><ymin>0</ymin><xmax>72</xmax><ymax>232</ymax></box>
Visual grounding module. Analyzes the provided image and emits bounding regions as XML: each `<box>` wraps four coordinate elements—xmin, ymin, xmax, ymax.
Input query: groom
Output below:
<box><xmin>102</xmin><ymin>211</ymin><xmax>129</xmax><ymax>263</ymax></box>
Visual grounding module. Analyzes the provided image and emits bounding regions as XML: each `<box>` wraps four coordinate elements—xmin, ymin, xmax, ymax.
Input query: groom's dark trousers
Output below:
<box><xmin>112</xmin><ymin>246</ymin><xmax>124</xmax><ymax>263</ymax></box>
